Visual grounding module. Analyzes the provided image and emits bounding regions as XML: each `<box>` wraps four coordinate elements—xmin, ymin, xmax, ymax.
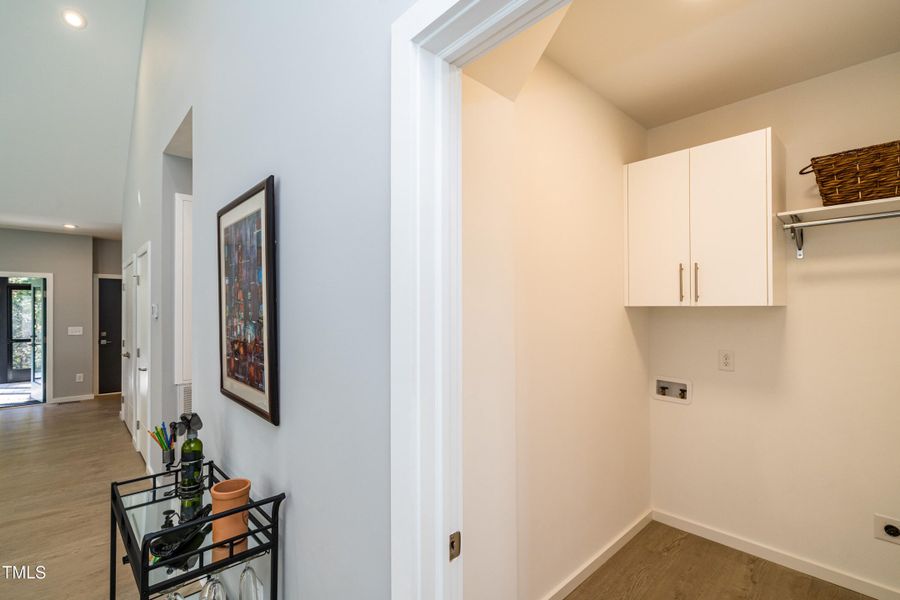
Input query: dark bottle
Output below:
<box><xmin>179</xmin><ymin>429</ymin><xmax>204</xmax><ymax>521</ymax></box>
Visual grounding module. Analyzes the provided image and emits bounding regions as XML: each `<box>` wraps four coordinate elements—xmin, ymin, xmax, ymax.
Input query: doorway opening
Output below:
<box><xmin>0</xmin><ymin>274</ymin><xmax>49</xmax><ymax>406</ymax></box>
<box><xmin>95</xmin><ymin>274</ymin><xmax>123</xmax><ymax>398</ymax></box>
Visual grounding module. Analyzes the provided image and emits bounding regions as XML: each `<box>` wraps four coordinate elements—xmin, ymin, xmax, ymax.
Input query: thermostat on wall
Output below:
<box><xmin>653</xmin><ymin>376</ymin><xmax>692</xmax><ymax>404</ymax></box>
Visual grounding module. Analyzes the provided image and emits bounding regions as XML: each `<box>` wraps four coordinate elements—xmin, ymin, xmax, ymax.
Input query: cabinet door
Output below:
<box><xmin>690</xmin><ymin>130</ymin><xmax>768</xmax><ymax>306</ymax></box>
<box><xmin>626</xmin><ymin>150</ymin><xmax>690</xmax><ymax>306</ymax></box>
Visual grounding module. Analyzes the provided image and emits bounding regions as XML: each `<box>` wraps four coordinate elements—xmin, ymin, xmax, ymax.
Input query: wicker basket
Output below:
<box><xmin>800</xmin><ymin>140</ymin><xmax>900</xmax><ymax>206</ymax></box>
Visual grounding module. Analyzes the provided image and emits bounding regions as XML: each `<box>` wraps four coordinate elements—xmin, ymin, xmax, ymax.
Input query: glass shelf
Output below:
<box><xmin>110</xmin><ymin>461</ymin><xmax>285</xmax><ymax>599</ymax></box>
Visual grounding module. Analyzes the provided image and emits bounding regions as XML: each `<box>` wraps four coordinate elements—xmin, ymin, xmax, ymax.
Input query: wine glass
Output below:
<box><xmin>200</xmin><ymin>573</ymin><xmax>227</xmax><ymax>600</ymax></box>
<box><xmin>239</xmin><ymin>564</ymin><xmax>264</xmax><ymax>600</ymax></box>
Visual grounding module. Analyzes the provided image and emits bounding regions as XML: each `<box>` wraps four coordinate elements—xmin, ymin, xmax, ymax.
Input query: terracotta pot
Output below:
<box><xmin>210</xmin><ymin>478</ymin><xmax>251</xmax><ymax>561</ymax></box>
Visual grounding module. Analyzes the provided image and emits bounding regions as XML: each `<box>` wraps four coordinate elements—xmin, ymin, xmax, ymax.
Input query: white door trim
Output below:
<box><xmin>135</xmin><ymin>243</ymin><xmax>152</xmax><ymax>464</ymax></box>
<box><xmin>390</xmin><ymin>2</ymin><xmax>569</xmax><ymax>598</ymax></box>
<box><xmin>0</xmin><ymin>271</ymin><xmax>53</xmax><ymax>403</ymax></box>
<box><xmin>173</xmin><ymin>193</ymin><xmax>193</xmax><ymax>385</ymax></box>
<box><xmin>123</xmin><ymin>256</ymin><xmax>137</xmax><ymax>446</ymax></box>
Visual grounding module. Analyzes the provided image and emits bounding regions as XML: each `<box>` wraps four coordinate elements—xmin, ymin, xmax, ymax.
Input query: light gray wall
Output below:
<box><xmin>121</xmin><ymin>1</ymin><xmax>415</xmax><ymax>597</ymax></box>
<box><xmin>0</xmin><ymin>228</ymin><xmax>93</xmax><ymax>399</ymax></box>
<box><xmin>93</xmin><ymin>238</ymin><xmax>122</xmax><ymax>274</ymax></box>
<box><xmin>160</xmin><ymin>155</ymin><xmax>193</xmax><ymax>426</ymax></box>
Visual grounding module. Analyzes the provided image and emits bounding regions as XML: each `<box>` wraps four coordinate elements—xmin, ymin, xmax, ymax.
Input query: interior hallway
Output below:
<box><xmin>566</xmin><ymin>521</ymin><xmax>871</xmax><ymax>600</ymax></box>
<box><xmin>0</xmin><ymin>399</ymin><xmax>144</xmax><ymax>599</ymax></box>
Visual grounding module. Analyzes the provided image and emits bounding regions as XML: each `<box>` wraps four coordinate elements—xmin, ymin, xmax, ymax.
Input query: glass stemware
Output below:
<box><xmin>239</xmin><ymin>564</ymin><xmax>264</xmax><ymax>600</ymax></box>
<box><xmin>200</xmin><ymin>573</ymin><xmax>227</xmax><ymax>600</ymax></box>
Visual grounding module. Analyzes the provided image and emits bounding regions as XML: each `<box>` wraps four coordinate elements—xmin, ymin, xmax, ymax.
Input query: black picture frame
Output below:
<box><xmin>217</xmin><ymin>175</ymin><xmax>279</xmax><ymax>425</ymax></box>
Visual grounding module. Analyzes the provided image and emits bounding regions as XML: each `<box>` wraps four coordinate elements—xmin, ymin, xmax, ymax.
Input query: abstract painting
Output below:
<box><xmin>217</xmin><ymin>176</ymin><xmax>279</xmax><ymax>424</ymax></box>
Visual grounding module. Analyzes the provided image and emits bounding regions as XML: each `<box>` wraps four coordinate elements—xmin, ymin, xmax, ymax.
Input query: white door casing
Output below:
<box><xmin>123</xmin><ymin>258</ymin><xmax>136</xmax><ymax>440</ymax></box>
<box><xmin>135</xmin><ymin>244</ymin><xmax>152</xmax><ymax>464</ymax></box>
<box><xmin>390</xmin><ymin>1</ymin><xmax>570</xmax><ymax>599</ymax></box>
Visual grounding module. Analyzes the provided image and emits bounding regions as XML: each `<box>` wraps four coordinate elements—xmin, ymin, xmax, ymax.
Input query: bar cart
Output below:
<box><xmin>110</xmin><ymin>461</ymin><xmax>285</xmax><ymax>599</ymax></box>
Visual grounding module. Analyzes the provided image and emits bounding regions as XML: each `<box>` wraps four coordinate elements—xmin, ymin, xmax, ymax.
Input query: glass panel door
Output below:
<box><xmin>7</xmin><ymin>285</ymin><xmax>33</xmax><ymax>383</ymax></box>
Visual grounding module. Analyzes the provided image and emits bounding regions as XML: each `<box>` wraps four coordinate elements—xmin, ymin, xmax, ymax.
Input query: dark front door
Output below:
<box><xmin>98</xmin><ymin>278</ymin><xmax>123</xmax><ymax>394</ymax></box>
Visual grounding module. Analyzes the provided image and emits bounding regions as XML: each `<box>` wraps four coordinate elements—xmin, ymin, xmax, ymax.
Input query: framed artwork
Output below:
<box><xmin>217</xmin><ymin>175</ymin><xmax>279</xmax><ymax>425</ymax></box>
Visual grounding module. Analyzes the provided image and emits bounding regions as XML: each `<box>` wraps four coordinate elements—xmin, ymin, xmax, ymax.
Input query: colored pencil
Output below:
<box><xmin>154</xmin><ymin>426</ymin><xmax>167</xmax><ymax>450</ymax></box>
<box><xmin>148</xmin><ymin>430</ymin><xmax>163</xmax><ymax>450</ymax></box>
<box><xmin>161</xmin><ymin>422</ymin><xmax>170</xmax><ymax>448</ymax></box>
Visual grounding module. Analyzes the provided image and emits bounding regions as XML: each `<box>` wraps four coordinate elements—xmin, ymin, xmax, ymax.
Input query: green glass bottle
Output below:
<box><xmin>179</xmin><ymin>429</ymin><xmax>204</xmax><ymax>521</ymax></box>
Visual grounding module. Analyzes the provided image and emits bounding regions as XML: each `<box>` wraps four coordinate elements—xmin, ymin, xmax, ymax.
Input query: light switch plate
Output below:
<box><xmin>75</xmin><ymin>373</ymin><xmax>84</xmax><ymax>383</ymax></box>
<box><xmin>68</xmin><ymin>326</ymin><xmax>83</xmax><ymax>336</ymax></box>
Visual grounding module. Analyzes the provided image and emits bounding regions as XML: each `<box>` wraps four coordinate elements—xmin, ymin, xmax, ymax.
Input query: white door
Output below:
<box><xmin>122</xmin><ymin>260</ymin><xmax>135</xmax><ymax>438</ymax></box>
<box><xmin>626</xmin><ymin>150</ymin><xmax>691</xmax><ymax>306</ymax></box>
<box><xmin>690</xmin><ymin>129</ymin><xmax>768</xmax><ymax>306</ymax></box>
<box><xmin>136</xmin><ymin>246</ymin><xmax>151</xmax><ymax>462</ymax></box>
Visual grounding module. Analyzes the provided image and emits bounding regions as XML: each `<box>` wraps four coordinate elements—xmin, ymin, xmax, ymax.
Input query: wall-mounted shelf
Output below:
<box><xmin>777</xmin><ymin>196</ymin><xmax>900</xmax><ymax>258</ymax></box>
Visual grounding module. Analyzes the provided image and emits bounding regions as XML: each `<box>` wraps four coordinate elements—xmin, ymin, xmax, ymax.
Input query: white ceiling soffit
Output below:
<box><xmin>544</xmin><ymin>0</ymin><xmax>900</xmax><ymax>127</ymax></box>
<box><xmin>464</xmin><ymin>5</ymin><xmax>570</xmax><ymax>101</ymax></box>
<box><xmin>0</xmin><ymin>1</ymin><xmax>146</xmax><ymax>239</ymax></box>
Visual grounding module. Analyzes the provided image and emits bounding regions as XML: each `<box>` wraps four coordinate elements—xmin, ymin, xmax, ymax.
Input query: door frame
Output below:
<box><xmin>122</xmin><ymin>256</ymin><xmax>137</xmax><ymax>444</ymax></box>
<box><xmin>389</xmin><ymin>1</ymin><xmax>568</xmax><ymax>598</ymax></box>
<box><xmin>93</xmin><ymin>274</ymin><xmax>124</xmax><ymax>397</ymax></box>
<box><xmin>134</xmin><ymin>243</ymin><xmax>152</xmax><ymax>464</ymax></box>
<box><xmin>0</xmin><ymin>271</ymin><xmax>53</xmax><ymax>403</ymax></box>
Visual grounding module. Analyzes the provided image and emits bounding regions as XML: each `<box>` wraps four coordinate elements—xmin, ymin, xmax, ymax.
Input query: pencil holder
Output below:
<box><xmin>162</xmin><ymin>448</ymin><xmax>175</xmax><ymax>467</ymax></box>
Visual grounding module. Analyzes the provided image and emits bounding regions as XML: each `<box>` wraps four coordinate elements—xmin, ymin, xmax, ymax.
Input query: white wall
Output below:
<box><xmin>462</xmin><ymin>59</ymin><xmax>651</xmax><ymax>600</ymax></box>
<box><xmin>121</xmin><ymin>0</ymin><xmax>416</xmax><ymax>596</ymax></box>
<box><xmin>647</xmin><ymin>51</ymin><xmax>900</xmax><ymax>594</ymax></box>
<box><xmin>0</xmin><ymin>228</ymin><xmax>93</xmax><ymax>399</ymax></box>
<box><xmin>462</xmin><ymin>73</ymin><xmax>520</xmax><ymax>600</ymax></box>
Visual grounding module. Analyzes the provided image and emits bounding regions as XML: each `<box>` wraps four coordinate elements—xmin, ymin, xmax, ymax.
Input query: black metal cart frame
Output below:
<box><xmin>110</xmin><ymin>461</ymin><xmax>285</xmax><ymax>599</ymax></box>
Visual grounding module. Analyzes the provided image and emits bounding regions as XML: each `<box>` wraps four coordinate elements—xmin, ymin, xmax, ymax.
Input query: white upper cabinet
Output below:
<box><xmin>626</xmin><ymin>150</ymin><xmax>690</xmax><ymax>306</ymax></box>
<box><xmin>625</xmin><ymin>128</ymin><xmax>785</xmax><ymax>307</ymax></box>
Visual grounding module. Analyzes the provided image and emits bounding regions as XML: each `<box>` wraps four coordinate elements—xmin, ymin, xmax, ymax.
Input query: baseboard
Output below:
<box><xmin>49</xmin><ymin>394</ymin><xmax>93</xmax><ymax>404</ymax></box>
<box><xmin>542</xmin><ymin>510</ymin><xmax>653</xmax><ymax>600</ymax></box>
<box><xmin>653</xmin><ymin>510</ymin><xmax>900</xmax><ymax>600</ymax></box>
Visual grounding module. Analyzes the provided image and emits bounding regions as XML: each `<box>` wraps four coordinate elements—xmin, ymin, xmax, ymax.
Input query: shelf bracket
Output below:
<box><xmin>788</xmin><ymin>215</ymin><xmax>804</xmax><ymax>259</ymax></box>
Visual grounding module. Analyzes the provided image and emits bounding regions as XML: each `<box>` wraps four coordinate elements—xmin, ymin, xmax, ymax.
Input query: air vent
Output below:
<box><xmin>177</xmin><ymin>383</ymin><xmax>193</xmax><ymax>415</ymax></box>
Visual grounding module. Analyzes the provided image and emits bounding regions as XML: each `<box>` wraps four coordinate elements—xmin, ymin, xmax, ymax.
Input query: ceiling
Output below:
<box><xmin>0</xmin><ymin>1</ymin><xmax>146</xmax><ymax>239</ymax></box>
<box><xmin>544</xmin><ymin>0</ymin><xmax>900</xmax><ymax>127</ymax></box>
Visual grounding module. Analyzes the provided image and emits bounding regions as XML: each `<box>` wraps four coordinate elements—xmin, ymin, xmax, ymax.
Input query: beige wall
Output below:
<box><xmin>463</xmin><ymin>59</ymin><xmax>650</xmax><ymax>600</ymax></box>
<box><xmin>646</xmin><ymin>51</ymin><xmax>900</xmax><ymax>592</ymax></box>
<box><xmin>0</xmin><ymin>228</ymin><xmax>94</xmax><ymax>399</ymax></box>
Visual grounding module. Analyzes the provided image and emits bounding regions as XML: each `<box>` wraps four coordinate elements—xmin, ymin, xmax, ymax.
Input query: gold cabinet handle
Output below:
<box><xmin>679</xmin><ymin>263</ymin><xmax>685</xmax><ymax>302</ymax></box>
<box><xmin>694</xmin><ymin>262</ymin><xmax>700</xmax><ymax>302</ymax></box>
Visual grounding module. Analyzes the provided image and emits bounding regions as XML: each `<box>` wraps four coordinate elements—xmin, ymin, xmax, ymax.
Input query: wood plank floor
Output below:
<box><xmin>0</xmin><ymin>400</ymin><xmax>874</xmax><ymax>599</ymax></box>
<box><xmin>566</xmin><ymin>521</ymin><xmax>872</xmax><ymax>600</ymax></box>
<box><xmin>0</xmin><ymin>399</ymin><xmax>145</xmax><ymax>599</ymax></box>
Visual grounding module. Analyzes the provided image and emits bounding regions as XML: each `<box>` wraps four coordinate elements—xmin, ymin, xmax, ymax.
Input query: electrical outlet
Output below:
<box><xmin>75</xmin><ymin>373</ymin><xmax>84</xmax><ymax>383</ymax></box>
<box><xmin>874</xmin><ymin>514</ymin><xmax>900</xmax><ymax>545</ymax></box>
<box><xmin>718</xmin><ymin>350</ymin><xmax>735</xmax><ymax>372</ymax></box>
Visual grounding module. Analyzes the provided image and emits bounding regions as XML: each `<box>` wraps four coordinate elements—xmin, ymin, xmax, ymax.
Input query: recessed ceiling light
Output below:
<box><xmin>62</xmin><ymin>9</ymin><xmax>87</xmax><ymax>30</ymax></box>
<box><xmin>63</xmin><ymin>224</ymin><xmax>78</xmax><ymax>229</ymax></box>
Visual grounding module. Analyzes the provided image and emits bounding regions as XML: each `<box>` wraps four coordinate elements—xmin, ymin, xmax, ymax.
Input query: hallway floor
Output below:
<box><xmin>0</xmin><ymin>398</ymin><xmax>145</xmax><ymax>599</ymax></box>
<box><xmin>566</xmin><ymin>521</ymin><xmax>872</xmax><ymax>600</ymax></box>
